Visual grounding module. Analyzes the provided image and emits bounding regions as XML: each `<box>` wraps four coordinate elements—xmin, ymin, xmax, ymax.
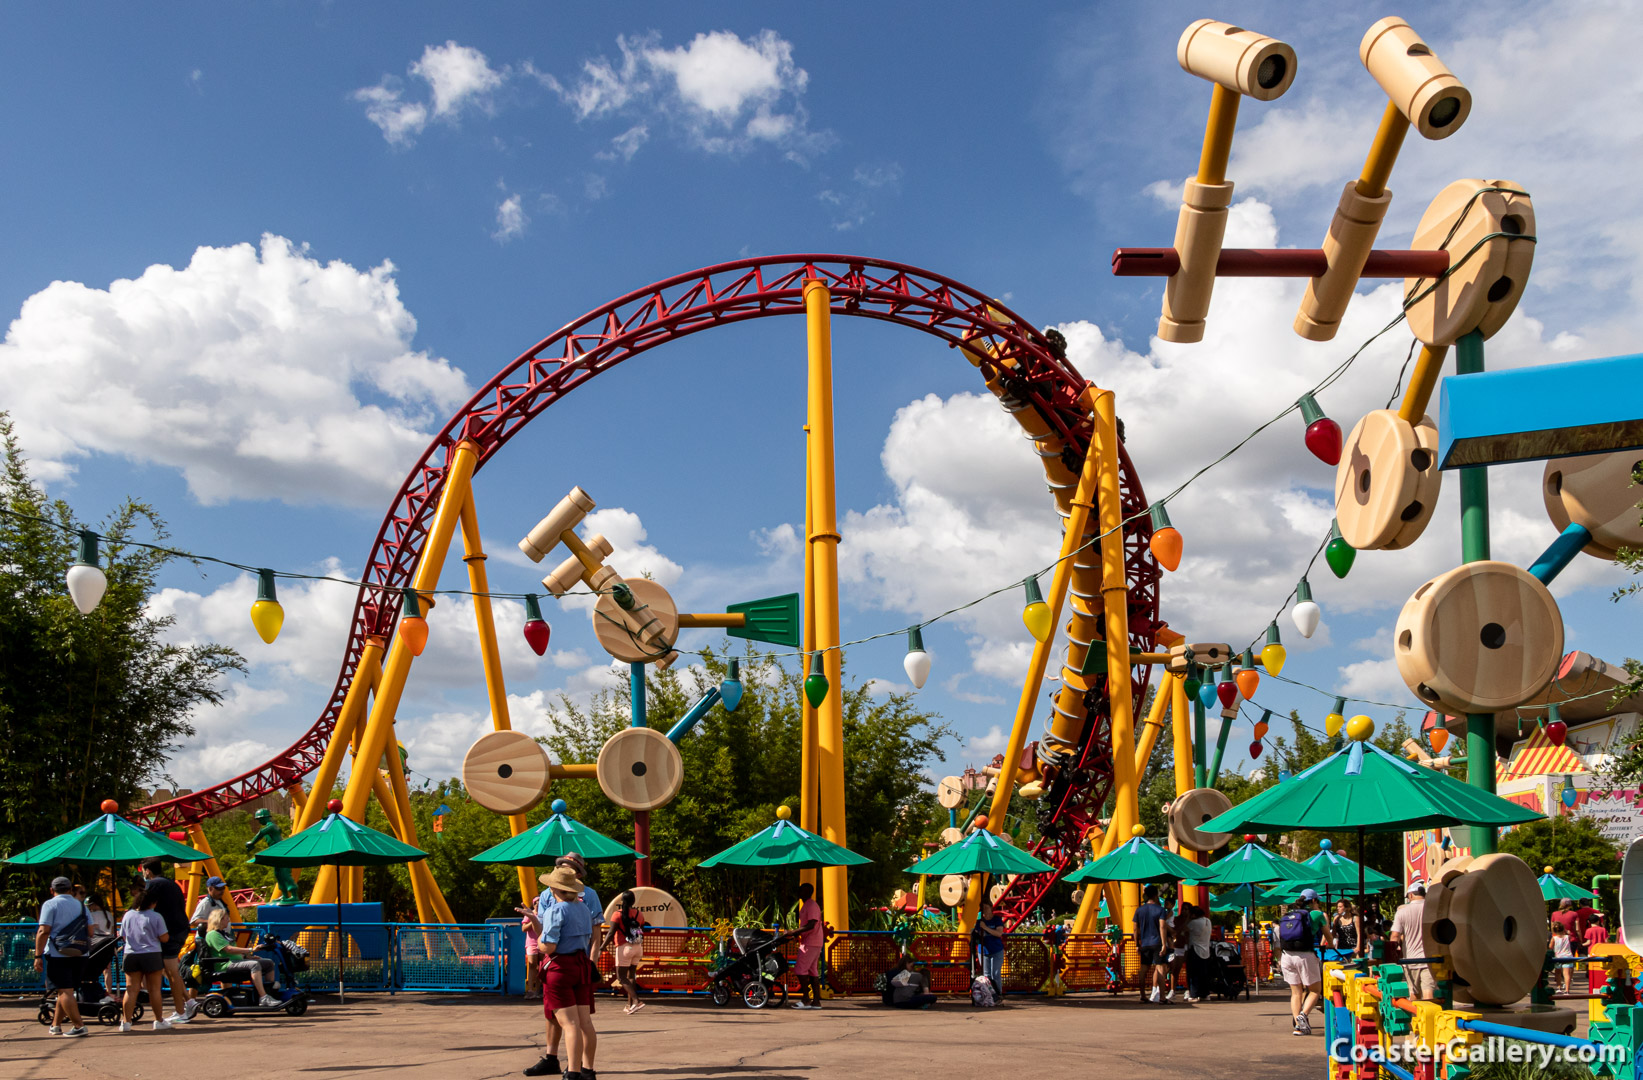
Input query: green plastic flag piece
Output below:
<box><xmin>727</xmin><ymin>593</ymin><xmax>802</xmax><ymax>648</ymax></box>
<box><xmin>1079</xmin><ymin>638</ymin><xmax>1108</xmax><ymax>677</ymax></box>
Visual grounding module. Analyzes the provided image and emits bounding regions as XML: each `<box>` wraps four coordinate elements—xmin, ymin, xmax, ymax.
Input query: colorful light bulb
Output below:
<box><xmin>1254</xmin><ymin>709</ymin><xmax>1272</xmax><ymax>742</ymax></box>
<box><xmin>1182</xmin><ymin>665</ymin><xmax>1201</xmax><ymax>701</ymax></box>
<box><xmin>521</xmin><ymin>593</ymin><xmax>552</xmax><ymax>656</ymax></box>
<box><xmin>1429</xmin><ymin>725</ymin><xmax>1450</xmax><ymax>755</ymax></box>
<box><xmin>804</xmin><ymin>651</ymin><xmax>830</xmax><ymax>708</ymax></box>
<box><xmin>1298</xmin><ymin>392</ymin><xmax>1342</xmax><ymax>466</ymax></box>
<box><xmin>1216</xmin><ymin>662</ymin><xmax>1238</xmax><ymax>708</ymax></box>
<box><xmin>1291</xmin><ymin>577</ymin><xmax>1321</xmax><ymax>639</ymax></box>
<box><xmin>1148</xmin><ymin>503</ymin><xmax>1182</xmax><ymax>572</ymax></box>
<box><xmin>1561</xmin><ymin>775</ymin><xmax>1578</xmax><ymax>808</ymax></box>
<box><xmin>1324</xmin><ymin>696</ymin><xmax>1347</xmax><ymax>738</ymax></box>
<box><xmin>65</xmin><ymin>530</ymin><xmax>108</xmax><ymax>614</ymax></box>
<box><xmin>1198</xmin><ymin>679</ymin><xmax>1218</xmax><ymax>709</ymax></box>
<box><xmin>1249</xmin><ymin>740</ymin><xmax>1263</xmax><ymax>760</ymax></box>
<box><xmin>903</xmin><ymin>625</ymin><xmax>931</xmax><ymax>690</ymax></box>
<box><xmin>1236</xmin><ymin>649</ymin><xmax>1261</xmax><ymax>700</ymax></box>
<box><xmin>1021</xmin><ymin>577</ymin><xmax>1053</xmax><ymax>642</ymax></box>
<box><xmin>1546</xmin><ymin>703</ymin><xmax>1567</xmax><ymax>746</ymax></box>
<box><xmin>249</xmin><ymin>568</ymin><xmax>285</xmax><ymax>644</ymax></box>
<box><xmin>720</xmin><ymin>658</ymin><xmax>744</xmax><ymax>713</ymax></box>
<box><xmin>399</xmin><ymin>587</ymin><xmax>428</xmax><ymax>656</ymax></box>
<box><xmin>1259</xmin><ymin>622</ymin><xmax>1287</xmax><ymax>677</ymax></box>
<box><xmin>1325</xmin><ymin>520</ymin><xmax>1355</xmax><ymax>579</ymax></box>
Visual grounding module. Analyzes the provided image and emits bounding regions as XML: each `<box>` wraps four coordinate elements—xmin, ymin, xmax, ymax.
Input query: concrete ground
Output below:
<box><xmin>3</xmin><ymin>989</ymin><xmax>1320</xmax><ymax>1080</ymax></box>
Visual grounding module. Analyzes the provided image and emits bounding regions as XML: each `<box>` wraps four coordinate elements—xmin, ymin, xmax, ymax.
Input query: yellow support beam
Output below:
<box><xmin>183</xmin><ymin>823</ymin><xmax>242</xmax><ymax>925</ymax></box>
<box><xmin>675</xmin><ymin>612</ymin><xmax>747</xmax><ymax>629</ymax></box>
<box><xmin>1132</xmin><ymin>673</ymin><xmax>1176</xmax><ymax>775</ymax></box>
<box><xmin>458</xmin><ymin>495</ymin><xmax>538</xmax><ymax>907</ymax></box>
<box><xmin>804</xmin><ymin>278</ymin><xmax>849</xmax><ymax>931</ymax></box>
<box><xmin>1196</xmin><ymin>83</ymin><xmax>1241</xmax><ymax>186</ymax></box>
<box><xmin>1357</xmin><ymin>102</ymin><xmax>1410</xmax><ymax>199</ymax></box>
<box><xmin>1398</xmin><ymin>343</ymin><xmax>1449</xmax><ymax>424</ymax></box>
<box><xmin>551</xmin><ymin>762</ymin><xmax>598</xmax><ymax>781</ymax></box>
<box><xmin>799</xmin><ymin>421</ymin><xmax>819</xmax><ymax>896</ymax></box>
<box><xmin>335</xmin><ymin>439</ymin><xmax>478</xmax><ymax>924</ymax></box>
<box><xmin>306</xmin><ymin>640</ymin><xmax>383</xmax><ymax>907</ymax></box>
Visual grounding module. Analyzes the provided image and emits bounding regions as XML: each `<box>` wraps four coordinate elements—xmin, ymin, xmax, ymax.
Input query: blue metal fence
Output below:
<box><xmin>0</xmin><ymin>921</ymin><xmax>506</xmax><ymax>995</ymax></box>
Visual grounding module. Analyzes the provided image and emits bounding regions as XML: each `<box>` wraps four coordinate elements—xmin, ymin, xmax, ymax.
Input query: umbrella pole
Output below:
<box><xmin>336</xmin><ymin>866</ymin><xmax>344</xmax><ymax>1004</ymax></box>
<box><xmin>1357</xmin><ymin>827</ymin><xmax>1366</xmax><ymax>965</ymax></box>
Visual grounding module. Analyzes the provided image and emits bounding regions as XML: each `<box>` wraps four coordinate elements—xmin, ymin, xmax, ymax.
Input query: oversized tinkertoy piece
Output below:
<box><xmin>1423</xmin><ymin>852</ymin><xmax>1548</xmax><ymax>1007</ymax></box>
<box><xmin>595</xmin><ymin>726</ymin><xmax>684</xmax><ymax>812</ymax></box>
<box><xmin>1544</xmin><ymin>451</ymin><xmax>1643</xmax><ymax>561</ymax></box>
<box><xmin>462</xmin><ymin>730</ymin><xmax>551</xmax><ymax>815</ymax></box>
<box><xmin>1335</xmin><ymin>409</ymin><xmax>1441</xmax><ymax>550</ymax></box>
<box><xmin>1166</xmin><ymin>641</ymin><xmax>1233</xmax><ymax>673</ymax></box>
<box><xmin>939</xmin><ymin>874</ymin><xmax>967</xmax><ymax>907</ymax></box>
<box><xmin>245</xmin><ymin>808</ymin><xmax>299</xmax><ymax>904</ymax></box>
<box><xmin>1295</xmin><ymin>18</ymin><xmax>1470</xmax><ymax>341</ymax></box>
<box><xmin>1405</xmin><ymin>180</ymin><xmax>1535</xmax><ymax>347</ymax></box>
<box><xmin>1167</xmin><ymin>787</ymin><xmax>1233</xmax><ymax>853</ymax></box>
<box><xmin>1393</xmin><ymin>561</ymin><xmax>1563</xmax><ymax>715</ymax></box>
<box><xmin>935</xmin><ymin>775</ymin><xmax>966</xmax><ymax>810</ymax></box>
<box><xmin>939</xmin><ymin>826</ymin><xmax>964</xmax><ymax>846</ymax></box>
<box><xmin>1158</xmin><ymin>20</ymin><xmax>1297</xmax><ymax>343</ymax></box>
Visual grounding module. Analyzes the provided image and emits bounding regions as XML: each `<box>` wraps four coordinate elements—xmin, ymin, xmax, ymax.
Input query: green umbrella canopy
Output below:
<box><xmin>1201</xmin><ymin>841</ymin><xmax>1321</xmax><ymax>888</ymax></box>
<box><xmin>471</xmin><ymin>800</ymin><xmax>645</xmax><ymax>865</ymax></box>
<box><xmin>1539</xmin><ymin>870</ymin><xmax>1598</xmax><ymax>902</ymax></box>
<box><xmin>249</xmin><ymin>811</ymin><xmax>427</xmax><ymax>867</ymax></box>
<box><xmin>905</xmin><ymin>828</ymin><xmax>1056</xmax><ymax>877</ymax></box>
<box><xmin>6</xmin><ymin>811</ymin><xmax>211</xmax><ymax>866</ymax></box>
<box><xmin>700</xmin><ymin>808</ymin><xmax>873</xmax><ymax>871</ymax></box>
<box><xmin>1297</xmin><ymin>840</ymin><xmax>1400</xmax><ymax>891</ymax></box>
<box><xmin>1064</xmin><ymin>829</ymin><xmax>1217</xmax><ymax>885</ymax></box>
<box><xmin>1201</xmin><ymin>734</ymin><xmax>1544</xmax><ymax>835</ymax></box>
<box><xmin>1210</xmin><ymin>884</ymin><xmax>1292</xmax><ymax>912</ymax></box>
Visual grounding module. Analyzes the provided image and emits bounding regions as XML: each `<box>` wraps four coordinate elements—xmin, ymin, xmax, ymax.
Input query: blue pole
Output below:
<box><xmin>664</xmin><ymin>687</ymin><xmax>723</xmax><ymax>743</ymax></box>
<box><xmin>1529</xmin><ymin>523</ymin><xmax>1593</xmax><ymax>584</ymax></box>
<box><xmin>631</xmin><ymin>661</ymin><xmax>646</xmax><ymax>728</ymax></box>
<box><xmin>1458</xmin><ymin>1017</ymin><xmax>1603</xmax><ymax>1053</ymax></box>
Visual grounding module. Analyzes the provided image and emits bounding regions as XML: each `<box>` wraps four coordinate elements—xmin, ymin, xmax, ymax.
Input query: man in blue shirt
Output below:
<box><xmin>530</xmin><ymin>853</ymin><xmax>606</xmax><ymax>1080</ymax></box>
<box><xmin>35</xmin><ymin>876</ymin><xmax>88</xmax><ymax>1036</ymax></box>
<box><xmin>523</xmin><ymin>866</ymin><xmax>597</xmax><ymax>1079</ymax></box>
<box><xmin>1132</xmin><ymin>884</ymin><xmax>1170</xmax><ymax>1003</ymax></box>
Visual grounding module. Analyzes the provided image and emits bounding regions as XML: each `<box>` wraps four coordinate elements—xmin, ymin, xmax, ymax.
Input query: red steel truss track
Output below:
<box><xmin>134</xmin><ymin>255</ymin><xmax>1161</xmax><ymax>919</ymax></box>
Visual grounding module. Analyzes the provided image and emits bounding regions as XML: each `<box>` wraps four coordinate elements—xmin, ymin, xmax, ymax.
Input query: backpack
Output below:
<box><xmin>970</xmin><ymin>974</ymin><xmax>998</xmax><ymax>1008</ymax></box>
<box><xmin>1278</xmin><ymin>909</ymin><xmax>1314</xmax><ymax>952</ymax></box>
<box><xmin>49</xmin><ymin>901</ymin><xmax>91</xmax><ymax>958</ymax></box>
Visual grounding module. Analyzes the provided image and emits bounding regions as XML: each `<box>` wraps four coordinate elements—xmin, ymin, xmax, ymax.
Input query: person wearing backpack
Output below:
<box><xmin>1278</xmin><ymin>889</ymin><xmax>1332</xmax><ymax>1036</ymax></box>
<box><xmin>35</xmin><ymin>875</ymin><xmax>90</xmax><ymax>1036</ymax></box>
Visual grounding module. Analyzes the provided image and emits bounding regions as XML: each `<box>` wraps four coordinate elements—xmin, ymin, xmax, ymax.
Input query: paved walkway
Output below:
<box><xmin>4</xmin><ymin>992</ymin><xmax>1319</xmax><ymax>1079</ymax></box>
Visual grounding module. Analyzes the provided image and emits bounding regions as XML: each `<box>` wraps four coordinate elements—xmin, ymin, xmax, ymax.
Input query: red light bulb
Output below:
<box><xmin>1217</xmin><ymin>680</ymin><xmax>1238</xmax><ymax>708</ymax></box>
<box><xmin>1249</xmin><ymin>741</ymin><xmax>1263</xmax><ymax>759</ymax></box>
<box><xmin>1547</xmin><ymin>720</ymin><xmax>1567</xmax><ymax>746</ymax></box>
<box><xmin>1299</xmin><ymin>393</ymin><xmax>1341</xmax><ymax>466</ymax></box>
<box><xmin>522</xmin><ymin>594</ymin><xmax>551</xmax><ymax>656</ymax></box>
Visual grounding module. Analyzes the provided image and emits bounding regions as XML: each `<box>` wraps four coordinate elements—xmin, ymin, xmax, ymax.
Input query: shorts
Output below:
<box><xmin>222</xmin><ymin>958</ymin><xmax>274</xmax><ymax>982</ymax></box>
<box><xmin>160</xmin><ymin>939</ymin><xmax>183</xmax><ymax>960</ymax></box>
<box><xmin>1137</xmin><ymin>945</ymin><xmax>1161</xmax><ymax>967</ymax></box>
<box><xmin>44</xmin><ymin>955</ymin><xmax>84</xmax><ymax>992</ymax></box>
<box><xmin>1279</xmin><ymin>950</ymin><xmax>1323</xmax><ymax>988</ymax></box>
<box><xmin>795</xmin><ymin>945</ymin><xmax>821</xmax><ymax>978</ymax></box>
<box><xmin>542</xmin><ymin>954</ymin><xmax>594</xmax><ymax>1019</ymax></box>
<box><xmin>124</xmin><ymin>952</ymin><xmax>165</xmax><ymax>975</ymax></box>
<box><xmin>615</xmin><ymin>942</ymin><xmax>642</xmax><ymax>968</ymax></box>
<box><xmin>1407</xmin><ymin>965</ymin><xmax>1436</xmax><ymax>999</ymax></box>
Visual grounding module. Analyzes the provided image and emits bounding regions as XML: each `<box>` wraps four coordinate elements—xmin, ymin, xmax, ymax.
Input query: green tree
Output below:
<box><xmin>0</xmin><ymin>416</ymin><xmax>243</xmax><ymax>918</ymax></box>
<box><xmin>1499</xmin><ymin>816</ymin><xmax>1620</xmax><ymax>911</ymax></box>
<box><xmin>1595</xmin><ymin>462</ymin><xmax>1643</xmax><ymax>786</ymax></box>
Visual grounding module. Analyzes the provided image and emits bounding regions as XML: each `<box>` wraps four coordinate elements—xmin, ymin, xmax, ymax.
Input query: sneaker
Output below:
<box><xmin>522</xmin><ymin>1055</ymin><xmax>559</xmax><ymax>1077</ymax></box>
<box><xmin>1164</xmin><ymin>990</ymin><xmax>1176</xmax><ymax>1003</ymax></box>
<box><xmin>629</xmin><ymin>1000</ymin><xmax>644</xmax><ymax>1013</ymax></box>
<box><xmin>64</xmin><ymin>1026</ymin><xmax>89</xmax><ymax>1037</ymax></box>
<box><xmin>790</xmin><ymin>1000</ymin><xmax>813</xmax><ymax>1009</ymax></box>
<box><xmin>1148</xmin><ymin>986</ymin><xmax>1161</xmax><ymax>1003</ymax></box>
<box><xmin>1184</xmin><ymin>996</ymin><xmax>1200</xmax><ymax>1004</ymax></box>
<box><xmin>47</xmin><ymin>1025</ymin><xmax>61</xmax><ymax>1035</ymax></box>
<box><xmin>183</xmin><ymin>999</ymin><xmax>200</xmax><ymax>1020</ymax></box>
<box><xmin>166</xmin><ymin>1012</ymin><xmax>190</xmax><ymax>1024</ymax></box>
<box><xmin>1295</xmin><ymin>1015</ymin><xmax>1312</xmax><ymax>1037</ymax></box>
<box><xmin>119</xmin><ymin>1019</ymin><xmax>133</xmax><ymax>1032</ymax></box>
<box><xmin>1291</xmin><ymin>1016</ymin><xmax>1302</xmax><ymax>1036</ymax></box>
<box><xmin>100</xmin><ymin>995</ymin><xmax>120</xmax><ymax>1005</ymax></box>
<box><xmin>258</xmin><ymin>995</ymin><xmax>281</xmax><ymax>1008</ymax></box>
<box><xmin>152</xmin><ymin>1019</ymin><xmax>171</xmax><ymax>1031</ymax></box>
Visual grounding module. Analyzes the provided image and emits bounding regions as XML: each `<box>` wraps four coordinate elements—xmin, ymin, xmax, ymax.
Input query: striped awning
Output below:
<box><xmin>1499</xmin><ymin>725</ymin><xmax>1586</xmax><ymax>782</ymax></box>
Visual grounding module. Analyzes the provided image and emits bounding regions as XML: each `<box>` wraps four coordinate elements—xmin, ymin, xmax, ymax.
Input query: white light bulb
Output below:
<box><xmin>904</xmin><ymin>649</ymin><xmax>931</xmax><ymax>690</ymax></box>
<box><xmin>1292</xmin><ymin>599</ymin><xmax>1321</xmax><ymax>639</ymax></box>
<box><xmin>66</xmin><ymin>563</ymin><xmax>108</xmax><ymax>614</ymax></box>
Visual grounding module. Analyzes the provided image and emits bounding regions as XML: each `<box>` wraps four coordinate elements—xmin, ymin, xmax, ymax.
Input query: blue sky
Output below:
<box><xmin>2</xmin><ymin>3</ymin><xmax>1639</xmax><ymax>792</ymax></box>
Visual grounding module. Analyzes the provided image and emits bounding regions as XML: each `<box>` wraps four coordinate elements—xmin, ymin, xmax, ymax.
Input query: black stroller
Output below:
<box><xmin>1203</xmin><ymin>940</ymin><xmax>1249</xmax><ymax>1001</ymax></box>
<box><xmin>705</xmin><ymin>928</ymin><xmax>796</xmax><ymax>1009</ymax></box>
<box><xmin>36</xmin><ymin>933</ymin><xmax>132</xmax><ymax>1026</ymax></box>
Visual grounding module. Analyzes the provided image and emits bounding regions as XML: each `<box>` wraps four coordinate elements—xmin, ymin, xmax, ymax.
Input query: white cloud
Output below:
<box><xmin>0</xmin><ymin>235</ymin><xmax>469</xmax><ymax>506</ymax></box>
<box><xmin>544</xmin><ymin>30</ymin><xmax>827</xmax><ymax>160</ymax></box>
<box><xmin>357</xmin><ymin>41</ymin><xmax>506</xmax><ymax>146</ymax></box>
<box><xmin>492</xmin><ymin>193</ymin><xmax>527</xmax><ymax>242</ymax></box>
<box><xmin>600</xmin><ymin>124</ymin><xmax>650</xmax><ymax>162</ymax></box>
<box><xmin>965</xmin><ymin>725</ymin><xmax>1008</xmax><ymax>757</ymax></box>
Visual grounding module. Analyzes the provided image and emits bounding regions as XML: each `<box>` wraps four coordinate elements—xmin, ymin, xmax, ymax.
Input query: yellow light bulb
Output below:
<box><xmin>1260</xmin><ymin>642</ymin><xmax>1286</xmax><ymax>676</ymax></box>
<box><xmin>1325</xmin><ymin>696</ymin><xmax>1347</xmax><ymax>738</ymax></box>
<box><xmin>249</xmin><ymin>599</ymin><xmax>284</xmax><ymax>644</ymax></box>
<box><xmin>1020</xmin><ymin>577</ymin><xmax>1053</xmax><ymax>642</ymax></box>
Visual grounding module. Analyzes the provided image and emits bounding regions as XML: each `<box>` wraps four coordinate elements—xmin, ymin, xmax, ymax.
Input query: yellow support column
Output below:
<box><xmin>382</xmin><ymin>728</ymin><xmax>457</xmax><ymax>924</ymax></box>
<box><xmin>1132</xmin><ymin>674</ymin><xmax>1176</xmax><ymax>775</ymax></box>
<box><xmin>458</xmin><ymin>495</ymin><xmax>538</xmax><ymax>907</ymax></box>
<box><xmin>799</xmin><ymin>423</ymin><xmax>819</xmax><ymax>895</ymax></box>
<box><xmin>803</xmin><ymin>278</ymin><xmax>849</xmax><ymax>932</ymax></box>
<box><xmin>184</xmin><ymin>824</ymin><xmax>243</xmax><ymax>924</ymax></box>
<box><xmin>336</xmin><ymin>439</ymin><xmax>478</xmax><ymax>924</ymax></box>
<box><xmin>305</xmin><ymin>639</ymin><xmax>384</xmax><ymax>907</ymax></box>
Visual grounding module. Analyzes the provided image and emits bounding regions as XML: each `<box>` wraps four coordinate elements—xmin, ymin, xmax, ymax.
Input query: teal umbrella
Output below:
<box><xmin>1298</xmin><ymin>840</ymin><xmax>1399</xmax><ymax>893</ymax></box>
<box><xmin>1210</xmin><ymin>884</ymin><xmax>1293</xmax><ymax>912</ymax></box>
<box><xmin>1064</xmin><ymin>830</ymin><xmax>1216</xmax><ymax>885</ymax></box>
<box><xmin>1539</xmin><ymin>870</ymin><xmax>1598</xmax><ymax>902</ymax></box>
<box><xmin>250</xmin><ymin>805</ymin><xmax>427</xmax><ymax>1001</ymax></box>
<box><xmin>905</xmin><ymin>829</ymin><xmax>1056</xmax><ymax>877</ymax></box>
<box><xmin>6</xmin><ymin>811</ymin><xmax>211</xmax><ymax>865</ymax></box>
<box><xmin>700</xmin><ymin>808</ymin><xmax>873</xmax><ymax>870</ymax></box>
<box><xmin>1201</xmin><ymin>842</ymin><xmax>1320</xmax><ymax>888</ymax></box>
<box><xmin>471</xmin><ymin>800</ymin><xmax>645</xmax><ymax>865</ymax></box>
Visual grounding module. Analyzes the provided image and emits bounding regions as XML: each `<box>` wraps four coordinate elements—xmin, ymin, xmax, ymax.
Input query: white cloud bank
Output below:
<box><xmin>356</xmin><ymin>41</ymin><xmax>506</xmax><ymax>147</ymax></box>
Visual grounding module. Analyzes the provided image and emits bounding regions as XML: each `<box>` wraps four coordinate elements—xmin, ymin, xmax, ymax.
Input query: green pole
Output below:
<box><xmin>1194</xmin><ymin>699</ymin><xmax>1208</xmax><ymax>789</ymax></box>
<box><xmin>1208</xmin><ymin>711</ymin><xmax>1234</xmax><ymax>787</ymax></box>
<box><xmin>1455</xmin><ymin>330</ymin><xmax>1497</xmax><ymax>856</ymax></box>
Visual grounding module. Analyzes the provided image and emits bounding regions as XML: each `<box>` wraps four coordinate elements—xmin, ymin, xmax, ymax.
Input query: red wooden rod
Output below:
<box><xmin>1110</xmin><ymin>248</ymin><xmax>1451</xmax><ymax>278</ymax></box>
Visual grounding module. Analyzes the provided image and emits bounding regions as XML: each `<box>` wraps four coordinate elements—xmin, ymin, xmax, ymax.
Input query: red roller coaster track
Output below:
<box><xmin>133</xmin><ymin>255</ymin><xmax>1160</xmax><ymax>921</ymax></box>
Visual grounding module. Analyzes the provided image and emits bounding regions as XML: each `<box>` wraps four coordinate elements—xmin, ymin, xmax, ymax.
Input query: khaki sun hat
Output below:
<box><xmin>539</xmin><ymin>866</ymin><xmax>584</xmax><ymax>894</ymax></box>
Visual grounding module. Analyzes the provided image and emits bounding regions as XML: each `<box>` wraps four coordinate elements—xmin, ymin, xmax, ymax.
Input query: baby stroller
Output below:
<box><xmin>187</xmin><ymin>929</ymin><xmax>312</xmax><ymax>1018</ymax></box>
<box><xmin>36</xmin><ymin>933</ymin><xmax>130</xmax><ymax>1027</ymax></box>
<box><xmin>705</xmin><ymin>928</ymin><xmax>795</xmax><ymax>1009</ymax></box>
<box><xmin>1203</xmin><ymin>941</ymin><xmax>1248</xmax><ymax>1001</ymax></box>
